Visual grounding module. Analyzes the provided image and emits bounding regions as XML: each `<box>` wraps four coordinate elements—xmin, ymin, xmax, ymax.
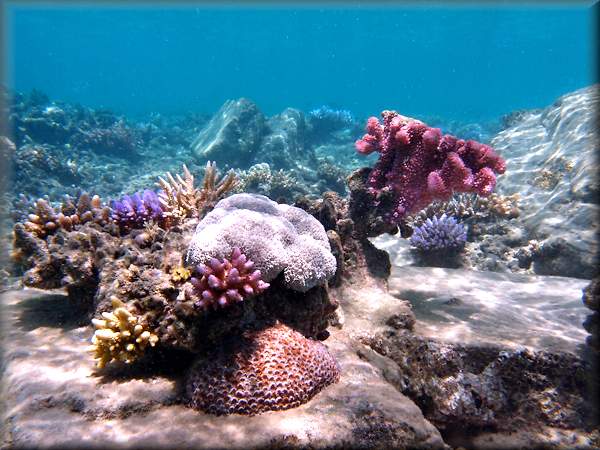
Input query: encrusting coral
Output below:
<box><xmin>171</xmin><ymin>266</ymin><xmax>191</xmax><ymax>283</ymax></box>
<box><xmin>185</xmin><ymin>247</ymin><xmax>270</xmax><ymax>311</ymax></box>
<box><xmin>89</xmin><ymin>296</ymin><xmax>159</xmax><ymax>369</ymax></box>
<box><xmin>186</xmin><ymin>322</ymin><xmax>340</xmax><ymax>415</ymax></box>
<box><xmin>157</xmin><ymin>162</ymin><xmax>238</xmax><ymax>224</ymax></box>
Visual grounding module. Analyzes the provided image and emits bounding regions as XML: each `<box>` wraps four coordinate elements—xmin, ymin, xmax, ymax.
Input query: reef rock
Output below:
<box><xmin>191</xmin><ymin>98</ymin><xmax>266</xmax><ymax>168</ymax></box>
<box><xmin>190</xmin><ymin>100</ymin><xmax>321</xmax><ymax>195</ymax></box>
<box><xmin>0</xmin><ymin>288</ymin><xmax>445</xmax><ymax>450</ymax></box>
<box><xmin>492</xmin><ymin>85</ymin><xmax>599</xmax><ymax>279</ymax></box>
<box><xmin>582</xmin><ymin>276</ymin><xmax>600</xmax><ymax>352</ymax></box>
<box><xmin>387</xmin><ymin>265</ymin><xmax>590</xmax><ymax>354</ymax></box>
<box><xmin>261</xmin><ymin>108</ymin><xmax>315</xmax><ymax>172</ymax></box>
<box><xmin>187</xmin><ymin>193</ymin><xmax>337</xmax><ymax>292</ymax></box>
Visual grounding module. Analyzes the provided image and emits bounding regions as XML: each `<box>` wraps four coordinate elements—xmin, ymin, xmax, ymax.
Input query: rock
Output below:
<box><xmin>532</xmin><ymin>236</ymin><xmax>597</xmax><ymax>279</ymax></box>
<box><xmin>492</xmin><ymin>85</ymin><xmax>599</xmax><ymax>279</ymax></box>
<box><xmin>191</xmin><ymin>98</ymin><xmax>266</xmax><ymax>168</ymax></box>
<box><xmin>387</xmin><ymin>266</ymin><xmax>590</xmax><ymax>354</ymax></box>
<box><xmin>261</xmin><ymin>108</ymin><xmax>315</xmax><ymax>172</ymax></box>
<box><xmin>582</xmin><ymin>277</ymin><xmax>600</xmax><ymax>351</ymax></box>
<box><xmin>364</xmin><ymin>329</ymin><xmax>591</xmax><ymax>435</ymax></box>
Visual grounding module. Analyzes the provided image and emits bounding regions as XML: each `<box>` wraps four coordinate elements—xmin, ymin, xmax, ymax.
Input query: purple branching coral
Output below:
<box><xmin>110</xmin><ymin>190</ymin><xmax>164</xmax><ymax>231</ymax></box>
<box><xmin>185</xmin><ymin>247</ymin><xmax>270</xmax><ymax>311</ymax></box>
<box><xmin>409</xmin><ymin>214</ymin><xmax>467</xmax><ymax>254</ymax></box>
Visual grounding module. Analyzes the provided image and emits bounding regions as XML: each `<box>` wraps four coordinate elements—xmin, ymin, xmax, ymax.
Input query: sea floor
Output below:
<box><xmin>1</xmin><ymin>262</ymin><xmax>596</xmax><ymax>449</ymax></box>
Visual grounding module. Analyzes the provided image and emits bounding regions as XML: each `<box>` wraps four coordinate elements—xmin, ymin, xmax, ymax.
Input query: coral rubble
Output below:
<box><xmin>186</xmin><ymin>322</ymin><xmax>340</xmax><ymax>415</ymax></box>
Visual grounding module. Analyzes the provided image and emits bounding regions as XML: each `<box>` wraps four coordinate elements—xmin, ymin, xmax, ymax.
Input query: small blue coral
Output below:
<box><xmin>409</xmin><ymin>214</ymin><xmax>467</xmax><ymax>253</ymax></box>
<box><xmin>111</xmin><ymin>189</ymin><xmax>163</xmax><ymax>231</ymax></box>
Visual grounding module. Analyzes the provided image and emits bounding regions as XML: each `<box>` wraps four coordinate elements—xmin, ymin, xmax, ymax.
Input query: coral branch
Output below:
<box><xmin>185</xmin><ymin>247</ymin><xmax>270</xmax><ymax>311</ymax></box>
<box><xmin>355</xmin><ymin>111</ymin><xmax>506</xmax><ymax>224</ymax></box>
<box><xmin>89</xmin><ymin>297</ymin><xmax>158</xmax><ymax>369</ymax></box>
<box><xmin>157</xmin><ymin>162</ymin><xmax>237</xmax><ymax>224</ymax></box>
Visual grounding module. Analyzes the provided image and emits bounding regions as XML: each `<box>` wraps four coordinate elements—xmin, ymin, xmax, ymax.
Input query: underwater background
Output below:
<box><xmin>5</xmin><ymin>4</ymin><xmax>596</xmax><ymax>121</ymax></box>
<box><xmin>1</xmin><ymin>2</ymin><xmax>599</xmax><ymax>450</ymax></box>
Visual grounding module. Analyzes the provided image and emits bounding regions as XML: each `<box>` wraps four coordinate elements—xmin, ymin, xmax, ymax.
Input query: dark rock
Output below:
<box><xmin>533</xmin><ymin>236</ymin><xmax>599</xmax><ymax>279</ymax></box>
<box><xmin>364</xmin><ymin>329</ymin><xmax>591</xmax><ymax>432</ymax></box>
<box><xmin>261</xmin><ymin>108</ymin><xmax>315</xmax><ymax>172</ymax></box>
<box><xmin>191</xmin><ymin>98</ymin><xmax>266</xmax><ymax>168</ymax></box>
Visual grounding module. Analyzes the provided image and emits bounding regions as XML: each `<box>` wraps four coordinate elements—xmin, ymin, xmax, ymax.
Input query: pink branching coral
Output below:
<box><xmin>355</xmin><ymin>111</ymin><xmax>506</xmax><ymax>223</ymax></box>
<box><xmin>184</xmin><ymin>247</ymin><xmax>270</xmax><ymax>311</ymax></box>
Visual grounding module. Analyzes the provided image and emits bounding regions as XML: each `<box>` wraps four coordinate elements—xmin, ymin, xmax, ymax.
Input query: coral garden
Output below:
<box><xmin>2</xmin><ymin>87</ymin><xmax>599</xmax><ymax>448</ymax></box>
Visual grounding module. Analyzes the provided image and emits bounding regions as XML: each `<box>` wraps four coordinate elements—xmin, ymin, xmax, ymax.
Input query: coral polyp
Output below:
<box><xmin>185</xmin><ymin>247</ymin><xmax>270</xmax><ymax>311</ymax></box>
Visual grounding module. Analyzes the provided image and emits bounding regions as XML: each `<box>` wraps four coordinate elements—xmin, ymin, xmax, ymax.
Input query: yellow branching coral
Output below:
<box><xmin>157</xmin><ymin>162</ymin><xmax>237</xmax><ymax>224</ymax></box>
<box><xmin>89</xmin><ymin>296</ymin><xmax>158</xmax><ymax>369</ymax></box>
<box><xmin>171</xmin><ymin>266</ymin><xmax>191</xmax><ymax>283</ymax></box>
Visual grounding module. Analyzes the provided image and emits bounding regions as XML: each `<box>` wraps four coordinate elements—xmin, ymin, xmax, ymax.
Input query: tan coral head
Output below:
<box><xmin>88</xmin><ymin>296</ymin><xmax>158</xmax><ymax>369</ymax></box>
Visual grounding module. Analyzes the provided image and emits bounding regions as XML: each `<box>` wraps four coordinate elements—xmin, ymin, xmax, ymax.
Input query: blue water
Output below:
<box><xmin>5</xmin><ymin>3</ymin><xmax>597</xmax><ymax>122</ymax></box>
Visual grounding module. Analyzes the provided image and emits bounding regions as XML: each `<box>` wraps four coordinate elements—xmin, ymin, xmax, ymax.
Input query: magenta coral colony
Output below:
<box><xmin>355</xmin><ymin>111</ymin><xmax>506</xmax><ymax>224</ymax></box>
<box><xmin>185</xmin><ymin>247</ymin><xmax>270</xmax><ymax>310</ymax></box>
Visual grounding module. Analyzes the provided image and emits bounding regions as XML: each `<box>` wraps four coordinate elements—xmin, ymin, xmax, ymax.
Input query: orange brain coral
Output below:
<box><xmin>186</xmin><ymin>323</ymin><xmax>340</xmax><ymax>415</ymax></box>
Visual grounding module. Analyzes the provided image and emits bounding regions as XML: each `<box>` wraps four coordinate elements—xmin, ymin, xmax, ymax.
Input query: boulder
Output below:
<box><xmin>191</xmin><ymin>98</ymin><xmax>266</xmax><ymax>167</ymax></box>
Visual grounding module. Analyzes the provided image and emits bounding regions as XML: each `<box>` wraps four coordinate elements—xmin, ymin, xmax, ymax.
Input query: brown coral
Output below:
<box><xmin>21</xmin><ymin>193</ymin><xmax>111</xmax><ymax>238</ymax></box>
<box><xmin>157</xmin><ymin>162</ymin><xmax>237</xmax><ymax>224</ymax></box>
<box><xmin>186</xmin><ymin>323</ymin><xmax>340</xmax><ymax>415</ymax></box>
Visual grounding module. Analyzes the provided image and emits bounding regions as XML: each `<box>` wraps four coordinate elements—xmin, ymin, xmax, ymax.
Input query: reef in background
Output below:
<box><xmin>1</xmin><ymin>85</ymin><xmax>599</xmax><ymax>449</ymax></box>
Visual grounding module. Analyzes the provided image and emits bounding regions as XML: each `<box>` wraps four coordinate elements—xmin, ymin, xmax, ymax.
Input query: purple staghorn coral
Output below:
<box><xmin>355</xmin><ymin>111</ymin><xmax>506</xmax><ymax>224</ymax></box>
<box><xmin>185</xmin><ymin>247</ymin><xmax>270</xmax><ymax>311</ymax></box>
<box><xmin>110</xmin><ymin>189</ymin><xmax>164</xmax><ymax>231</ymax></box>
<box><xmin>409</xmin><ymin>214</ymin><xmax>467</xmax><ymax>253</ymax></box>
